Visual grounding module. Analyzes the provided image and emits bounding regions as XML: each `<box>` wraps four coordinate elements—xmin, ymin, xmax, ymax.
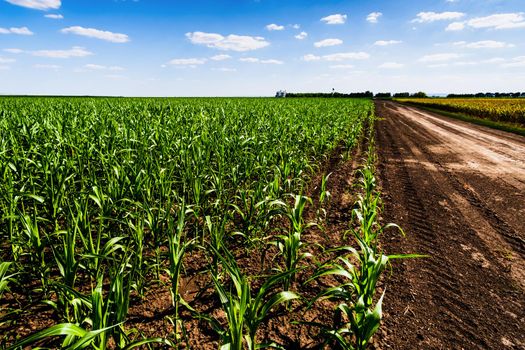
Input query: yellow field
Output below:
<box><xmin>397</xmin><ymin>98</ymin><xmax>525</xmax><ymax>125</ymax></box>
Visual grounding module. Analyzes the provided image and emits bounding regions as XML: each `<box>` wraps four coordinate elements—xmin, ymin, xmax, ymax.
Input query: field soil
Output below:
<box><xmin>374</xmin><ymin>101</ymin><xmax>525</xmax><ymax>349</ymax></box>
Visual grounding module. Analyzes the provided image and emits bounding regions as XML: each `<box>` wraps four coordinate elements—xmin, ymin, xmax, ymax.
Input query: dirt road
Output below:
<box><xmin>375</xmin><ymin>101</ymin><xmax>525</xmax><ymax>349</ymax></box>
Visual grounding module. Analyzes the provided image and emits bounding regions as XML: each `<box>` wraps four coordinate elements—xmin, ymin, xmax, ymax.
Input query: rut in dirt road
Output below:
<box><xmin>375</xmin><ymin>101</ymin><xmax>525</xmax><ymax>350</ymax></box>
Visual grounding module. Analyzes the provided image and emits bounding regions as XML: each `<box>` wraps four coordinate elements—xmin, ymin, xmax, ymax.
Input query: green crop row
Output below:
<box><xmin>0</xmin><ymin>97</ymin><xmax>407</xmax><ymax>349</ymax></box>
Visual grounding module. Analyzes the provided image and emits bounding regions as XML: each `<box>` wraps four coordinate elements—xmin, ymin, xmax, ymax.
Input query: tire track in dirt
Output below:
<box><xmin>375</xmin><ymin>101</ymin><xmax>525</xmax><ymax>350</ymax></box>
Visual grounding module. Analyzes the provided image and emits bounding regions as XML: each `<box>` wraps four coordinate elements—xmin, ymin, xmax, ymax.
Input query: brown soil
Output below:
<box><xmin>374</xmin><ymin>101</ymin><xmax>525</xmax><ymax>349</ymax></box>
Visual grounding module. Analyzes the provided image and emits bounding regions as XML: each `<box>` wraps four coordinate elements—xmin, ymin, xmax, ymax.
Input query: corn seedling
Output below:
<box><xmin>210</xmin><ymin>246</ymin><xmax>299</xmax><ymax>350</ymax></box>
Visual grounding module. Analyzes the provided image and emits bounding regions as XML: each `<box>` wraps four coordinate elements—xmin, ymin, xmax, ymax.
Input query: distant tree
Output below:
<box><xmin>393</xmin><ymin>92</ymin><xmax>410</xmax><ymax>98</ymax></box>
<box><xmin>375</xmin><ymin>92</ymin><xmax>392</xmax><ymax>99</ymax></box>
<box><xmin>411</xmin><ymin>91</ymin><xmax>428</xmax><ymax>98</ymax></box>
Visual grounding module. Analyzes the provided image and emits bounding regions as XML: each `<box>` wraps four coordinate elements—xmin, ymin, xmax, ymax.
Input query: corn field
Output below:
<box><xmin>0</xmin><ymin>97</ymin><xmax>408</xmax><ymax>349</ymax></box>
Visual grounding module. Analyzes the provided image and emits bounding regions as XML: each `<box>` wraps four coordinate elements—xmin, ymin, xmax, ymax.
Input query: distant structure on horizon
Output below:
<box><xmin>275</xmin><ymin>90</ymin><xmax>287</xmax><ymax>98</ymax></box>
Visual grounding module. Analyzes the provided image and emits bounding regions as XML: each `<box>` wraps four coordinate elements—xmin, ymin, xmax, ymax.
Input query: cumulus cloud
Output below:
<box><xmin>239</xmin><ymin>57</ymin><xmax>283</xmax><ymax>64</ymax></box>
<box><xmin>453</xmin><ymin>40</ymin><xmax>515</xmax><ymax>49</ymax></box>
<box><xmin>266</xmin><ymin>24</ymin><xmax>284</xmax><ymax>31</ymax></box>
<box><xmin>0</xmin><ymin>26</ymin><xmax>34</xmax><ymax>35</ymax></box>
<box><xmin>44</xmin><ymin>14</ymin><xmax>63</xmax><ymax>19</ymax></box>
<box><xmin>32</xmin><ymin>46</ymin><xmax>93</xmax><ymax>58</ymax></box>
<box><xmin>302</xmin><ymin>52</ymin><xmax>369</xmax><ymax>62</ymax></box>
<box><xmin>33</xmin><ymin>64</ymin><xmax>60</xmax><ymax>69</ymax></box>
<box><xmin>412</xmin><ymin>12</ymin><xmax>465</xmax><ymax>23</ymax></box>
<box><xmin>321</xmin><ymin>14</ymin><xmax>347</xmax><ymax>25</ymax></box>
<box><xmin>367</xmin><ymin>12</ymin><xmax>382</xmax><ymax>24</ymax></box>
<box><xmin>0</xmin><ymin>57</ymin><xmax>16</xmax><ymax>63</ymax></box>
<box><xmin>186</xmin><ymin>32</ymin><xmax>270</xmax><ymax>51</ymax></box>
<box><xmin>378</xmin><ymin>62</ymin><xmax>404</xmax><ymax>69</ymax></box>
<box><xmin>61</xmin><ymin>26</ymin><xmax>130</xmax><ymax>43</ymax></box>
<box><xmin>168</xmin><ymin>58</ymin><xmax>207</xmax><ymax>66</ymax></box>
<box><xmin>447</xmin><ymin>13</ymin><xmax>525</xmax><ymax>31</ymax></box>
<box><xmin>210</xmin><ymin>54</ymin><xmax>231</xmax><ymax>61</ymax></box>
<box><xmin>314</xmin><ymin>38</ymin><xmax>343</xmax><ymax>48</ymax></box>
<box><xmin>418</xmin><ymin>53</ymin><xmax>463</xmax><ymax>62</ymax></box>
<box><xmin>501</xmin><ymin>56</ymin><xmax>525</xmax><ymax>68</ymax></box>
<box><xmin>84</xmin><ymin>64</ymin><xmax>124</xmax><ymax>71</ymax></box>
<box><xmin>5</xmin><ymin>0</ymin><xmax>60</xmax><ymax>10</ymax></box>
<box><xmin>374</xmin><ymin>40</ymin><xmax>402</xmax><ymax>46</ymax></box>
<box><xmin>295</xmin><ymin>31</ymin><xmax>308</xmax><ymax>40</ymax></box>
<box><xmin>3</xmin><ymin>48</ymin><xmax>23</xmax><ymax>54</ymax></box>
<box><xmin>446</xmin><ymin>22</ymin><xmax>465</xmax><ymax>31</ymax></box>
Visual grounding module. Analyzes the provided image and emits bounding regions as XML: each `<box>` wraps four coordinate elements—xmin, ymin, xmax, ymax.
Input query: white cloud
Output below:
<box><xmin>379</xmin><ymin>62</ymin><xmax>404</xmax><ymax>69</ymax></box>
<box><xmin>239</xmin><ymin>57</ymin><xmax>283</xmax><ymax>64</ymax></box>
<box><xmin>0</xmin><ymin>26</ymin><xmax>34</xmax><ymax>35</ymax></box>
<box><xmin>84</xmin><ymin>64</ymin><xmax>124</xmax><ymax>71</ymax></box>
<box><xmin>418</xmin><ymin>53</ymin><xmax>463</xmax><ymax>62</ymax></box>
<box><xmin>61</xmin><ymin>26</ymin><xmax>130</xmax><ymax>43</ymax></box>
<box><xmin>32</xmin><ymin>46</ymin><xmax>93</xmax><ymax>58</ymax></box>
<box><xmin>502</xmin><ymin>56</ymin><xmax>525</xmax><ymax>68</ymax></box>
<box><xmin>446</xmin><ymin>22</ymin><xmax>465</xmax><ymax>31</ymax></box>
<box><xmin>302</xmin><ymin>54</ymin><xmax>321</xmax><ymax>62</ymax></box>
<box><xmin>0</xmin><ymin>65</ymin><xmax>11</xmax><ymax>70</ymax></box>
<box><xmin>5</xmin><ymin>0</ymin><xmax>60</xmax><ymax>10</ymax></box>
<box><xmin>44</xmin><ymin>14</ymin><xmax>63</xmax><ymax>19</ymax></box>
<box><xmin>482</xmin><ymin>57</ymin><xmax>505</xmax><ymax>63</ymax></box>
<box><xmin>367</xmin><ymin>12</ymin><xmax>382</xmax><ymax>24</ymax></box>
<box><xmin>266</xmin><ymin>24</ymin><xmax>284</xmax><ymax>31</ymax></box>
<box><xmin>186</xmin><ymin>32</ymin><xmax>270</xmax><ymax>52</ymax></box>
<box><xmin>412</xmin><ymin>12</ymin><xmax>465</xmax><ymax>23</ymax></box>
<box><xmin>291</xmin><ymin>24</ymin><xmax>300</xmax><ymax>29</ymax></box>
<box><xmin>374</xmin><ymin>40</ymin><xmax>402</xmax><ymax>46</ymax></box>
<box><xmin>3</xmin><ymin>48</ymin><xmax>23</xmax><ymax>54</ymax></box>
<box><xmin>210</xmin><ymin>54</ymin><xmax>231</xmax><ymax>61</ymax></box>
<box><xmin>447</xmin><ymin>13</ymin><xmax>525</xmax><ymax>31</ymax></box>
<box><xmin>323</xmin><ymin>52</ymin><xmax>370</xmax><ymax>61</ymax></box>
<box><xmin>33</xmin><ymin>64</ymin><xmax>60</xmax><ymax>69</ymax></box>
<box><xmin>466</xmin><ymin>13</ymin><xmax>525</xmax><ymax>30</ymax></box>
<box><xmin>453</xmin><ymin>40</ymin><xmax>515</xmax><ymax>49</ymax></box>
<box><xmin>321</xmin><ymin>14</ymin><xmax>347</xmax><ymax>25</ymax></box>
<box><xmin>9</xmin><ymin>27</ymin><xmax>33</xmax><ymax>35</ymax></box>
<box><xmin>295</xmin><ymin>31</ymin><xmax>308</xmax><ymax>40</ymax></box>
<box><xmin>168</xmin><ymin>58</ymin><xmax>207</xmax><ymax>66</ymax></box>
<box><xmin>302</xmin><ymin>52</ymin><xmax>370</xmax><ymax>62</ymax></box>
<box><xmin>0</xmin><ymin>57</ymin><xmax>16</xmax><ymax>63</ymax></box>
<box><xmin>314</xmin><ymin>38</ymin><xmax>343</xmax><ymax>48</ymax></box>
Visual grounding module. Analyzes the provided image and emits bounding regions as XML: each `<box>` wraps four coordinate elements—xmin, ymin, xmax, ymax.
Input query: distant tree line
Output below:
<box><xmin>279</xmin><ymin>91</ymin><xmax>525</xmax><ymax>99</ymax></box>
<box><xmin>284</xmin><ymin>91</ymin><xmax>374</xmax><ymax>98</ymax></box>
<box><xmin>446</xmin><ymin>92</ymin><xmax>525</xmax><ymax>98</ymax></box>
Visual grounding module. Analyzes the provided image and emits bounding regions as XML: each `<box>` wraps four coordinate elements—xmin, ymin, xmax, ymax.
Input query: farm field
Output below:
<box><xmin>374</xmin><ymin>101</ymin><xmax>525</xmax><ymax>349</ymax></box>
<box><xmin>396</xmin><ymin>98</ymin><xmax>525</xmax><ymax>125</ymax></box>
<box><xmin>0</xmin><ymin>97</ymin><xmax>400</xmax><ymax>349</ymax></box>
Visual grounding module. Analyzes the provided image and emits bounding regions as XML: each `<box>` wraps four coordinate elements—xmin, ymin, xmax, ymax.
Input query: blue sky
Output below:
<box><xmin>0</xmin><ymin>0</ymin><xmax>524</xmax><ymax>96</ymax></box>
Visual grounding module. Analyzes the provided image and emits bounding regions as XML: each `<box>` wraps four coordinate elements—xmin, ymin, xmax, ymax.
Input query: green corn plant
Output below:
<box><xmin>306</xmin><ymin>241</ymin><xmax>388</xmax><ymax>350</ymax></box>
<box><xmin>210</xmin><ymin>246</ymin><xmax>299</xmax><ymax>350</ymax></box>
<box><xmin>0</xmin><ymin>261</ymin><xmax>17</xmax><ymax>299</ymax></box>
<box><xmin>166</xmin><ymin>201</ymin><xmax>195</xmax><ymax>337</ymax></box>
<box><xmin>5</xmin><ymin>321</ymin><xmax>174</xmax><ymax>350</ymax></box>
<box><xmin>19</xmin><ymin>210</ymin><xmax>50</xmax><ymax>293</ymax></box>
<box><xmin>273</xmin><ymin>195</ymin><xmax>314</xmax><ymax>291</ymax></box>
